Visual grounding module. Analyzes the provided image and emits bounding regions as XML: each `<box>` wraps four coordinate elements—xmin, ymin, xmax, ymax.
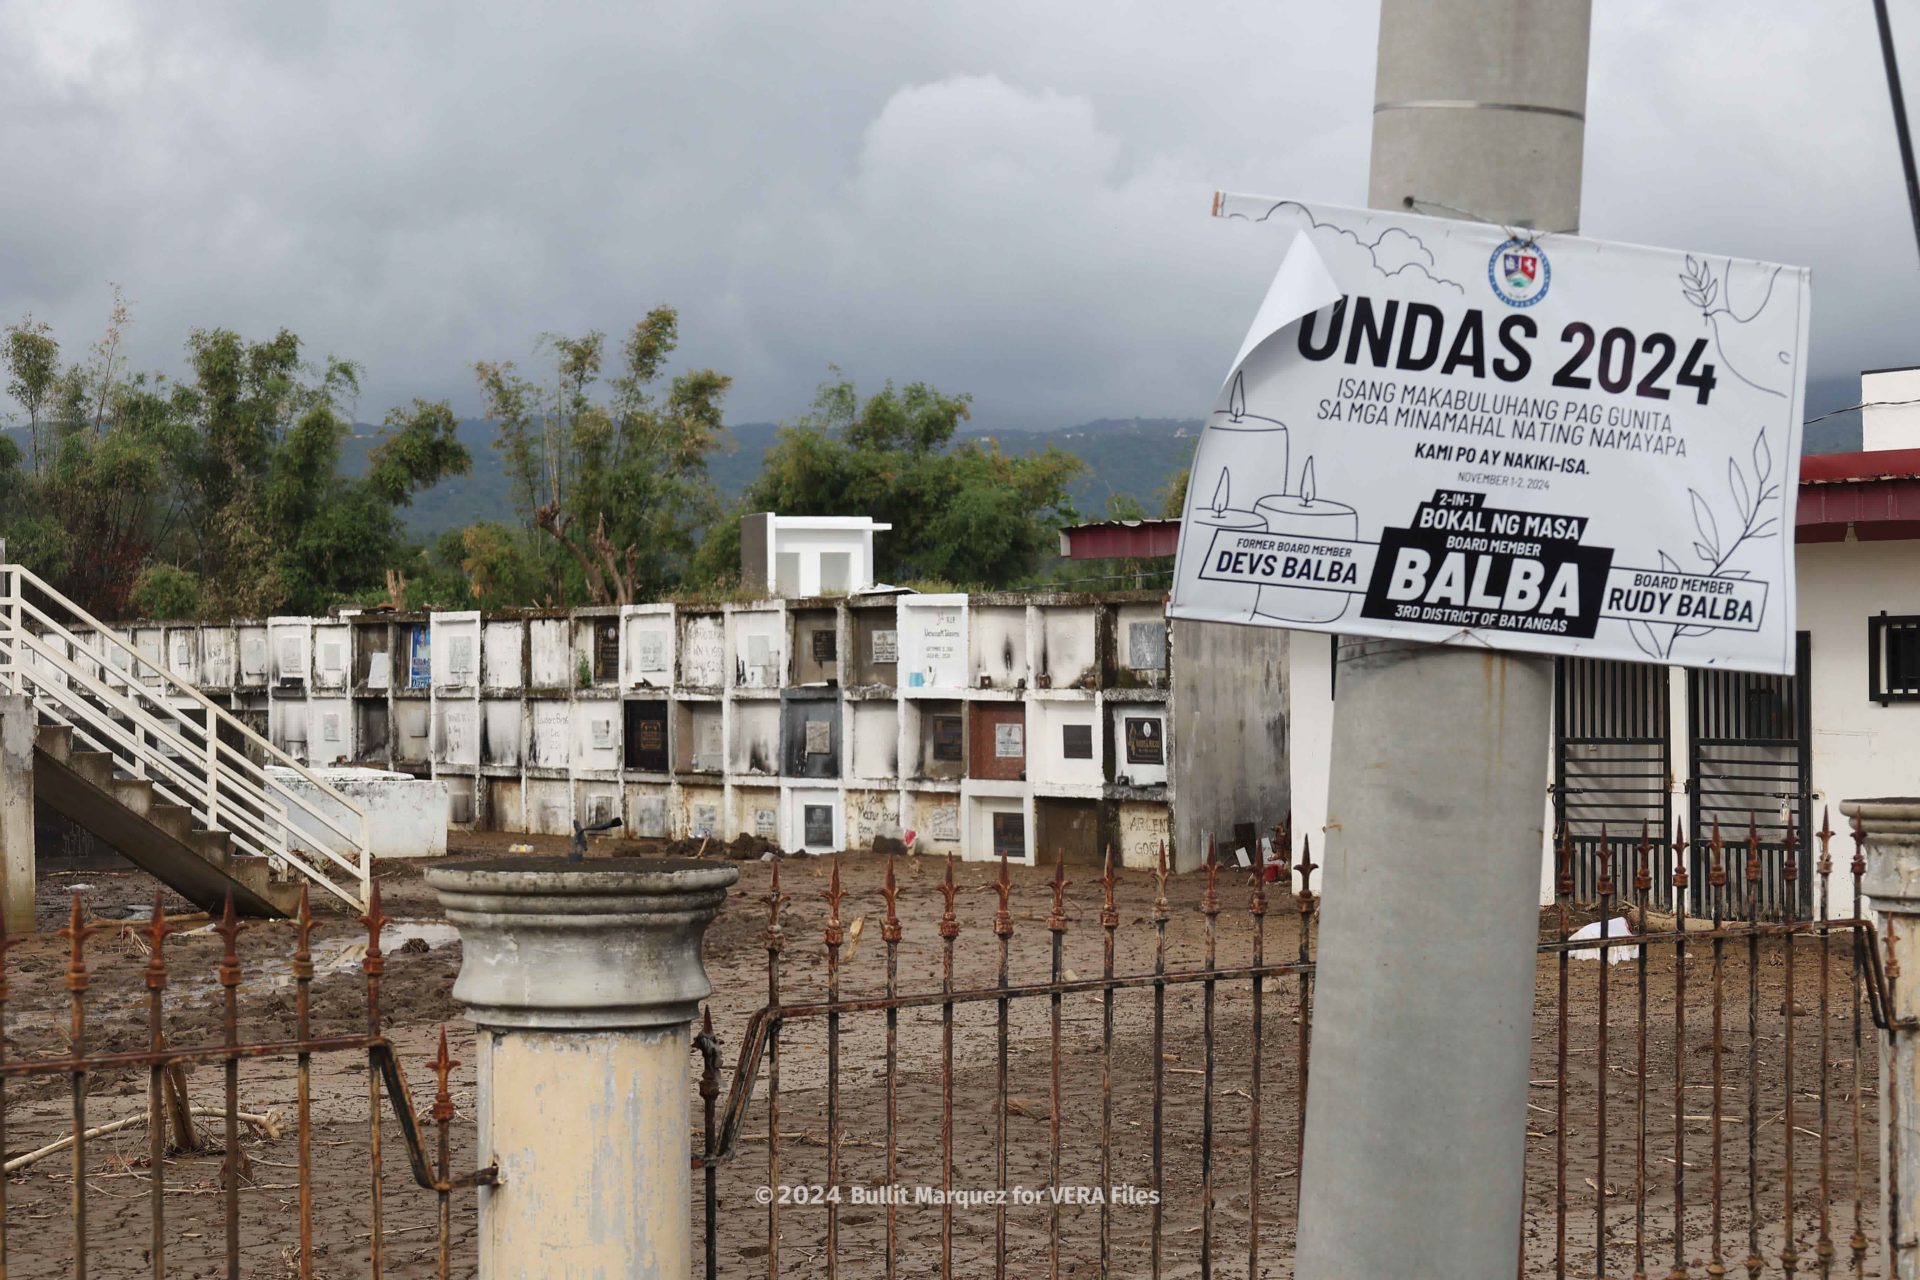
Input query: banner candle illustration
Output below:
<box><xmin>1169</xmin><ymin>196</ymin><xmax>1811</xmax><ymax>674</ymax></box>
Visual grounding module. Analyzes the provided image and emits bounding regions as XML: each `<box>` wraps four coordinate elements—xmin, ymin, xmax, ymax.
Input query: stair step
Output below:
<box><xmin>226</xmin><ymin>856</ymin><xmax>302</xmax><ymax>914</ymax></box>
<box><xmin>109</xmin><ymin>776</ymin><xmax>155</xmax><ymax>817</ymax></box>
<box><xmin>146</xmin><ymin>803</ymin><xmax>193</xmax><ymax>842</ymax></box>
<box><xmin>33</xmin><ymin>722</ymin><xmax>72</xmax><ymax>763</ymax></box>
<box><xmin>187</xmin><ymin>828</ymin><xmax>235</xmax><ymax>866</ymax></box>
<box><xmin>67</xmin><ymin>750</ymin><xmax>113</xmax><ymax>788</ymax></box>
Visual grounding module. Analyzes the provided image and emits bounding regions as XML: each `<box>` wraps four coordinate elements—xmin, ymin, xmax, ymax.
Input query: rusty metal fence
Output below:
<box><xmin>0</xmin><ymin>884</ymin><xmax>493</xmax><ymax>1279</ymax></box>
<box><xmin>0</xmin><ymin>823</ymin><xmax>1899</xmax><ymax>1278</ymax></box>
<box><xmin>693</xmin><ymin>818</ymin><xmax>1899</xmax><ymax>1279</ymax></box>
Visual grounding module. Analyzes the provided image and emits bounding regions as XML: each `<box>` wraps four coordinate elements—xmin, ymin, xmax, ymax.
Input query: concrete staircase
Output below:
<box><xmin>0</xmin><ymin>556</ymin><xmax>370</xmax><ymax>916</ymax></box>
<box><xmin>32</xmin><ymin>723</ymin><xmax>300</xmax><ymax>916</ymax></box>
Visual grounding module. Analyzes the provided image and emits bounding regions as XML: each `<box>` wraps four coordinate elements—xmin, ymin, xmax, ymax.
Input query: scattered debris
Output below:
<box><xmin>1568</xmin><ymin>917</ymin><xmax>1639</xmax><ymax>963</ymax></box>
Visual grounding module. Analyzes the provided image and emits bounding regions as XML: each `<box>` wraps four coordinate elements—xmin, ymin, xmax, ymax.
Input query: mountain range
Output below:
<box><xmin>344</xmin><ymin>414</ymin><xmax>1204</xmax><ymax>538</ymax></box>
<box><xmin>0</xmin><ymin>371</ymin><xmax>1872</xmax><ymax>541</ymax></box>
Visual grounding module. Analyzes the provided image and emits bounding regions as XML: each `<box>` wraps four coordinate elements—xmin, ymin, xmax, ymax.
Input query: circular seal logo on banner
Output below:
<box><xmin>1488</xmin><ymin>238</ymin><xmax>1551</xmax><ymax>308</ymax></box>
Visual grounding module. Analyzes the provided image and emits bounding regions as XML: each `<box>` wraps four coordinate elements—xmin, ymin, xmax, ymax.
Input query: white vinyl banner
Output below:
<box><xmin>1168</xmin><ymin>196</ymin><xmax>1812</xmax><ymax>674</ymax></box>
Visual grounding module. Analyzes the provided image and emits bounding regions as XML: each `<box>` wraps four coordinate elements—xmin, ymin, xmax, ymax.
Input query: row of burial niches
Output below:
<box><xmin>647</xmin><ymin>603</ymin><xmax>1173</xmax><ymax>693</ymax></box>
<box><xmin>128</xmin><ymin>600</ymin><xmax>1173</xmax><ymax>697</ymax></box>
<box><xmin>846</xmin><ymin>601</ymin><xmax>1170</xmax><ymax>692</ymax></box>
<box><xmin>115</xmin><ymin>619</ymin><xmax>428</xmax><ymax>692</ymax></box>
<box><xmin>416</xmin><ymin>691</ymin><xmax>1168</xmax><ymax>788</ymax></box>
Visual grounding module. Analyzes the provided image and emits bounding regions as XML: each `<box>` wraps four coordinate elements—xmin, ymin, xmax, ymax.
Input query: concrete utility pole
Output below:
<box><xmin>1293</xmin><ymin>3</ymin><xmax>1592</xmax><ymax>1276</ymax></box>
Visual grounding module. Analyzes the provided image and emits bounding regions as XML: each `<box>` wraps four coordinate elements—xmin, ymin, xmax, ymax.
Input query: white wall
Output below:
<box><xmin>899</xmin><ymin>597</ymin><xmax>969</xmax><ymax>693</ymax></box>
<box><xmin>727</xmin><ymin>606</ymin><xmax>785</xmax><ymax>690</ymax></box>
<box><xmin>237</xmin><ymin>625</ymin><xmax>269</xmax><ymax>686</ymax></box>
<box><xmin>272</xmin><ymin>768</ymin><xmax>448</xmax><ymax>860</ymax></box>
<box><xmin>431</xmin><ymin>613</ymin><xmax>480</xmax><ymax>691</ymax></box>
<box><xmin>1028</xmin><ymin>696</ymin><xmax>1102</xmax><ymax>791</ymax></box>
<box><xmin>155</xmin><ymin>593</ymin><xmax>1183</xmax><ymax>865</ymax></box>
<box><xmin>1862</xmin><ymin>367</ymin><xmax>1920</xmax><ymax>451</ymax></box>
<box><xmin>906</xmin><ymin>789</ymin><xmax>962</xmax><ymax>855</ymax></box>
<box><xmin>483</xmin><ymin>700</ymin><xmax>523</xmax><ymax>767</ymax></box>
<box><xmin>529</xmin><ymin>619</ymin><xmax>571</xmax><ymax>688</ymax></box>
<box><xmin>622</xmin><ymin>605</ymin><xmax>675</xmax><ymax>688</ymax></box>
<box><xmin>964</xmin><ymin>790</ymin><xmax>1027</xmax><ymax>861</ymax></box>
<box><xmin>312</xmin><ymin>622</ymin><xmax>351</xmax><ymax>692</ymax></box>
<box><xmin>1116</xmin><ymin>800</ymin><xmax>1172</xmax><ymax>869</ymax></box>
<box><xmin>759</xmin><ymin>517</ymin><xmax>887</xmax><ymax>595</ymax></box>
<box><xmin>1288</xmin><ymin>632</ymin><xmax>1335</xmax><ymax>856</ymax></box>
<box><xmin>1802</xmin><ymin>540</ymin><xmax>1920</xmax><ymax>812</ymax></box>
<box><xmin>731</xmin><ymin>785</ymin><xmax>781</xmax><ymax>842</ymax></box>
<box><xmin>530</xmin><ymin>702</ymin><xmax>570</xmax><ymax>769</ymax></box>
<box><xmin>770</xmin><ymin>524</ymin><xmax>874</xmax><ymax>596</ymax></box>
<box><xmin>847</xmin><ymin>788</ymin><xmax>902</xmax><ymax>847</ymax></box>
<box><xmin>268</xmin><ymin>618</ymin><xmax>310</xmax><ymax>686</ymax></box>
<box><xmin>434</xmin><ymin>701</ymin><xmax>479</xmax><ymax>768</ymax></box>
<box><xmin>680</xmin><ymin>615</ymin><xmax>726</xmax><ymax>688</ymax></box>
<box><xmin>165</xmin><ymin>627</ymin><xmax>201</xmax><ymax>685</ymax></box>
<box><xmin>847</xmin><ymin>700</ymin><xmax>899</xmax><ymax>780</ymax></box>
<box><xmin>309</xmin><ymin>696</ymin><xmax>352</xmax><ymax>764</ymax></box>
<box><xmin>483</xmin><ymin>620</ymin><xmax>524</xmax><ymax>688</ymax></box>
<box><xmin>1037</xmin><ymin>607</ymin><xmax>1098</xmax><ymax>688</ymax></box>
<box><xmin>202</xmin><ymin>627</ymin><xmax>234</xmax><ymax>687</ymax></box>
<box><xmin>785</xmin><ymin>786</ymin><xmax>842</xmax><ymax>853</ymax></box>
<box><xmin>971</xmin><ymin>606</ymin><xmax>1029</xmax><ymax>689</ymax></box>
<box><xmin>569</xmin><ymin>700</ymin><xmax>621</xmax><ymax>773</ymax></box>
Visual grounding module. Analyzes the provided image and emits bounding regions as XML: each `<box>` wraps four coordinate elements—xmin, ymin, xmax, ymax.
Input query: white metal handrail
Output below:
<box><xmin>8</xmin><ymin>624</ymin><xmax>338</xmax><ymax>874</ymax></box>
<box><xmin>3</xmin><ymin>565</ymin><xmax>368</xmax><ymax>850</ymax></box>
<box><xmin>4</xmin><ymin>621</ymin><xmax>366</xmax><ymax>908</ymax></box>
<box><xmin>2</xmin><ymin>607</ymin><xmax>367</xmax><ymax>908</ymax></box>
<box><xmin>0</xmin><ymin>562</ymin><xmax>370</xmax><ymax>910</ymax></box>
<box><xmin>15</xmin><ymin>596</ymin><xmax>366</xmax><ymax>859</ymax></box>
<box><xmin>14</xmin><ymin>633</ymin><xmax>302</xmax><ymax>876</ymax></box>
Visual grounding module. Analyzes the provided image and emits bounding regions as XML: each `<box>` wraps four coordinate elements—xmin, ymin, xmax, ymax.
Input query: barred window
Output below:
<box><xmin>1870</xmin><ymin>613</ymin><xmax>1920</xmax><ymax>704</ymax></box>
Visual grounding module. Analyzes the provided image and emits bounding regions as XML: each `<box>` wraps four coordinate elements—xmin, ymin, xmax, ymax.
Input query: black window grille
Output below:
<box><xmin>1869</xmin><ymin>613</ymin><xmax>1920</xmax><ymax>704</ymax></box>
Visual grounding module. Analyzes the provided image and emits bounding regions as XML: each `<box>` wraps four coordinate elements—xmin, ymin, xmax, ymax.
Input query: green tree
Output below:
<box><xmin>704</xmin><ymin>370</ymin><xmax>1081</xmax><ymax>589</ymax></box>
<box><xmin>0</xmin><ymin>297</ymin><xmax>470</xmax><ymax>618</ymax></box>
<box><xmin>129</xmin><ymin>563</ymin><xmax>203</xmax><ymax>619</ymax></box>
<box><xmin>163</xmin><ymin>328</ymin><xmax>471</xmax><ymax>616</ymax></box>
<box><xmin>1158</xmin><ymin>467</ymin><xmax>1189</xmax><ymax>518</ymax></box>
<box><xmin>3</xmin><ymin>317</ymin><xmax>58</xmax><ymax>472</ymax></box>
<box><xmin>474</xmin><ymin>307</ymin><xmax>730</xmax><ymax>605</ymax></box>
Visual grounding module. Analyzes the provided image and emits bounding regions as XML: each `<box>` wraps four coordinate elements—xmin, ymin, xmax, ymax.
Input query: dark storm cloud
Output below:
<box><xmin>0</xmin><ymin>1</ymin><xmax>1910</xmax><ymax>430</ymax></box>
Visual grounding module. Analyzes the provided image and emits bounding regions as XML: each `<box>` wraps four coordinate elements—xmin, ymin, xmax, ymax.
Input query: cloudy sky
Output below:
<box><xmin>0</xmin><ymin>1</ymin><xmax>1912</xmax><ymax>433</ymax></box>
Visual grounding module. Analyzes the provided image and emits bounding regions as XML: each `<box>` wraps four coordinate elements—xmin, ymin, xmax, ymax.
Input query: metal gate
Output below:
<box><xmin>1554</xmin><ymin>657</ymin><xmax>1673</xmax><ymax>907</ymax></box>
<box><xmin>1687</xmin><ymin>630</ymin><xmax>1813</xmax><ymax>920</ymax></box>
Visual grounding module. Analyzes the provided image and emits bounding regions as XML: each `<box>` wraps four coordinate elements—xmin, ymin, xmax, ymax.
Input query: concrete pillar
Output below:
<box><xmin>1293</xmin><ymin>3</ymin><xmax>1589</xmax><ymax>1275</ymax></box>
<box><xmin>0</xmin><ymin>694</ymin><xmax>35</xmax><ymax>936</ymax></box>
<box><xmin>426</xmin><ymin>856</ymin><xmax>739</xmax><ymax>1280</ymax></box>
<box><xmin>1168</xmin><ymin>618</ymin><xmax>1289</xmax><ymax>872</ymax></box>
<box><xmin>1841</xmin><ymin>798</ymin><xmax>1920</xmax><ymax>1277</ymax></box>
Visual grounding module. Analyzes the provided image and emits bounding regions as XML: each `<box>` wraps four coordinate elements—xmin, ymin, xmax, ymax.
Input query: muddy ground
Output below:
<box><xmin>0</xmin><ymin>834</ymin><xmax>1884</xmax><ymax>1278</ymax></box>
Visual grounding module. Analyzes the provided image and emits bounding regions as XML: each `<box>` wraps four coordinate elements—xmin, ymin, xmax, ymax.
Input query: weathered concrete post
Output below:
<box><xmin>1294</xmin><ymin>2</ymin><xmax>1590</xmax><ymax>1275</ymax></box>
<box><xmin>0</xmin><ymin>694</ymin><xmax>36</xmax><ymax>935</ymax></box>
<box><xmin>1841</xmin><ymin>799</ymin><xmax>1920</xmax><ymax>1277</ymax></box>
<box><xmin>427</xmin><ymin>856</ymin><xmax>739</xmax><ymax>1279</ymax></box>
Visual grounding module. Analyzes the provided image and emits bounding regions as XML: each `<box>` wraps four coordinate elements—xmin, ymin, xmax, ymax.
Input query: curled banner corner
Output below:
<box><xmin>1223</xmin><ymin>230</ymin><xmax>1345</xmax><ymax>392</ymax></box>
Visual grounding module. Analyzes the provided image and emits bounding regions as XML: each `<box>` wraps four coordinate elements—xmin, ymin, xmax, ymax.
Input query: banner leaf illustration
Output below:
<box><xmin>1690</xmin><ymin>489</ymin><xmax>1721</xmax><ymax>560</ymax></box>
